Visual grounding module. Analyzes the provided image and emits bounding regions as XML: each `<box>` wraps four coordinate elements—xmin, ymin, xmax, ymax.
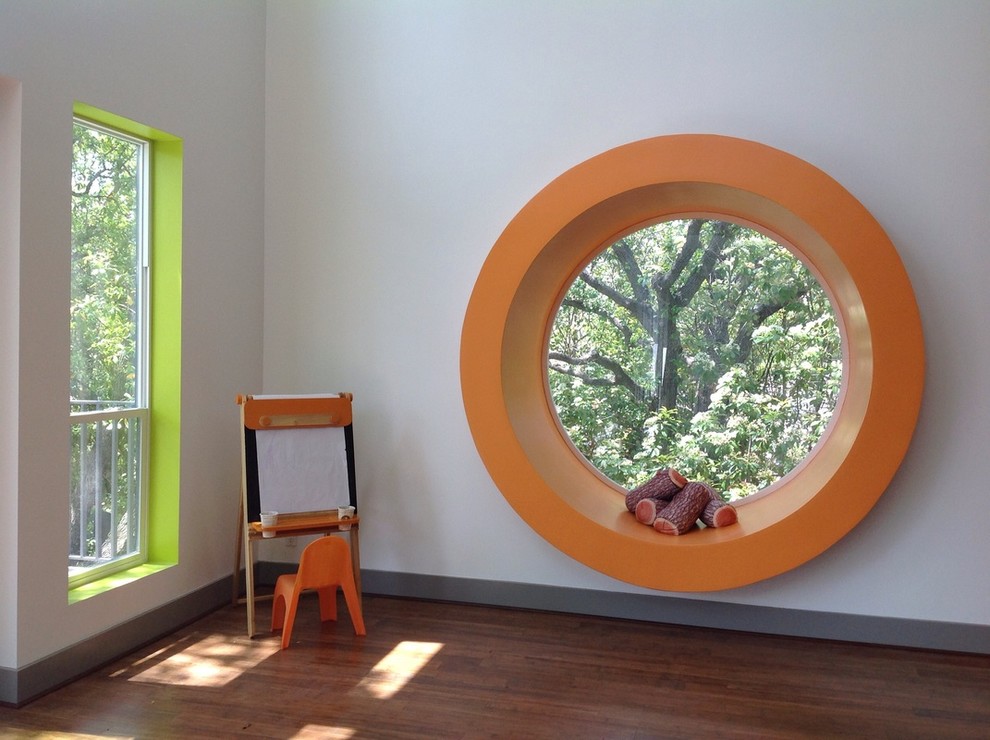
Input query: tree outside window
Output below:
<box><xmin>548</xmin><ymin>219</ymin><xmax>841</xmax><ymax>500</ymax></box>
<box><xmin>69</xmin><ymin>119</ymin><xmax>149</xmax><ymax>580</ymax></box>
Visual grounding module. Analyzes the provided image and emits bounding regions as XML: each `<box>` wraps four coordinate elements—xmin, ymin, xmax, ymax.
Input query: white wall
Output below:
<box><xmin>1</xmin><ymin>0</ymin><xmax>987</xmax><ymax>673</ymax></box>
<box><xmin>0</xmin><ymin>0</ymin><xmax>266</xmax><ymax>668</ymax></box>
<box><xmin>265</xmin><ymin>1</ymin><xmax>990</xmax><ymax>625</ymax></box>
<box><xmin>0</xmin><ymin>75</ymin><xmax>22</xmax><ymax>669</ymax></box>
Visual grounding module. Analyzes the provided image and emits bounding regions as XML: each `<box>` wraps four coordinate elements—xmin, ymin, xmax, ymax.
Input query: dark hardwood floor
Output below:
<box><xmin>1</xmin><ymin>594</ymin><xmax>988</xmax><ymax>738</ymax></box>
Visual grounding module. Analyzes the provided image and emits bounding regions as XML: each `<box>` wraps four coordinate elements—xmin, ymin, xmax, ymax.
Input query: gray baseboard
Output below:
<box><xmin>0</xmin><ymin>577</ymin><xmax>232</xmax><ymax>707</ymax></box>
<box><xmin>231</xmin><ymin>564</ymin><xmax>990</xmax><ymax>655</ymax></box>
<box><xmin>359</xmin><ymin>569</ymin><xmax>990</xmax><ymax>656</ymax></box>
<box><xmin>4</xmin><ymin>567</ymin><xmax>987</xmax><ymax>707</ymax></box>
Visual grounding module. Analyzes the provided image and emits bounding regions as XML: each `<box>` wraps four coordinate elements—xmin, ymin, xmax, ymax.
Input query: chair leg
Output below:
<box><xmin>317</xmin><ymin>585</ymin><xmax>339</xmax><ymax>623</ymax></box>
<box><xmin>281</xmin><ymin>589</ymin><xmax>303</xmax><ymax>649</ymax></box>
<box><xmin>271</xmin><ymin>592</ymin><xmax>286</xmax><ymax>633</ymax></box>
<box><xmin>270</xmin><ymin>574</ymin><xmax>293</xmax><ymax>632</ymax></box>
<box><xmin>340</xmin><ymin>578</ymin><xmax>366</xmax><ymax>635</ymax></box>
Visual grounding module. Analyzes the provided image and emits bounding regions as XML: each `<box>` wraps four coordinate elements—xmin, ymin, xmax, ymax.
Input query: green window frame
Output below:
<box><xmin>68</xmin><ymin>102</ymin><xmax>181</xmax><ymax>600</ymax></box>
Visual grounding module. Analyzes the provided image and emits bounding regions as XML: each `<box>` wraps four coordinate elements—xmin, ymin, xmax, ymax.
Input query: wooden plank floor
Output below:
<box><xmin>1</xmin><ymin>594</ymin><xmax>988</xmax><ymax>738</ymax></box>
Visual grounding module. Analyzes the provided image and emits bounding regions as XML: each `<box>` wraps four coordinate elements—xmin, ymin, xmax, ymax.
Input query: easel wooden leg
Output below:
<box><xmin>233</xmin><ymin>489</ymin><xmax>259</xmax><ymax>637</ymax></box>
<box><xmin>350</xmin><ymin>525</ymin><xmax>362</xmax><ymax>603</ymax></box>
<box><xmin>233</xmin><ymin>496</ymin><xmax>244</xmax><ymax>606</ymax></box>
<box><xmin>245</xmin><ymin>535</ymin><xmax>257</xmax><ymax>638</ymax></box>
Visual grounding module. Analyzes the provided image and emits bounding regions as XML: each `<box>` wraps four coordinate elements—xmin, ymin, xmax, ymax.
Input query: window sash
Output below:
<box><xmin>69</xmin><ymin>118</ymin><xmax>151</xmax><ymax>584</ymax></box>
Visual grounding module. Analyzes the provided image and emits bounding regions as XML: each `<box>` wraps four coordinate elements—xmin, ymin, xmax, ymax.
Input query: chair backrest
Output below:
<box><xmin>296</xmin><ymin>536</ymin><xmax>353</xmax><ymax>591</ymax></box>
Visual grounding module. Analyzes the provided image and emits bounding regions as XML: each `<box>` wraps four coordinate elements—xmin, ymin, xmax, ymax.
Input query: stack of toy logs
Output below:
<box><xmin>625</xmin><ymin>468</ymin><xmax>737</xmax><ymax>535</ymax></box>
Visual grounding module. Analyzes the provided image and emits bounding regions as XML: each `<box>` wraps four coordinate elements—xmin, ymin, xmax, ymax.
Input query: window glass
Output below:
<box><xmin>548</xmin><ymin>218</ymin><xmax>841</xmax><ymax>500</ymax></box>
<box><xmin>69</xmin><ymin>119</ymin><xmax>149</xmax><ymax>582</ymax></box>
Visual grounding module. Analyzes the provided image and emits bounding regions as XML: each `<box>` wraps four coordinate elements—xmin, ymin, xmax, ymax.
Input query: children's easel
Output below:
<box><xmin>234</xmin><ymin>393</ymin><xmax>360</xmax><ymax>637</ymax></box>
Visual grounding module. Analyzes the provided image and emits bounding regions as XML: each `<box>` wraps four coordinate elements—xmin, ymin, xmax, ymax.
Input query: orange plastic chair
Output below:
<box><xmin>271</xmin><ymin>535</ymin><xmax>366</xmax><ymax>649</ymax></box>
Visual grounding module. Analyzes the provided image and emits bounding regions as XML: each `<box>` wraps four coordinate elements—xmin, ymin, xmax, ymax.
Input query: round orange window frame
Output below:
<box><xmin>461</xmin><ymin>135</ymin><xmax>924</xmax><ymax>591</ymax></box>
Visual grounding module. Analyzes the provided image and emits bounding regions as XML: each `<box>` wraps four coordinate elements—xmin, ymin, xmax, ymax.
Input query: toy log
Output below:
<box><xmin>624</xmin><ymin>468</ymin><xmax>687</xmax><ymax>512</ymax></box>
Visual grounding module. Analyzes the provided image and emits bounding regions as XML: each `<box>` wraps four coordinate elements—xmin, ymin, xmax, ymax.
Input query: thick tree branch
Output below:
<box><xmin>549</xmin><ymin>350</ymin><xmax>649</xmax><ymax>399</ymax></box>
<box><xmin>674</xmin><ymin>221</ymin><xmax>734</xmax><ymax>306</ymax></box>
<box><xmin>580</xmin><ymin>267</ymin><xmax>657</xmax><ymax>340</ymax></box>
<box><xmin>610</xmin><ymin>239</ymin><xmax>652</xmax><ymax>306</ymax></box>
<box><xmin>652</xmin><ymin>219</ymin><xmax>704</xmax><ymax>292</ymax></box>
<box><xmin>561</xmin><ymin>298</ymin><xmax>632</xmax><ymax>343</ymax></box>
<box><xmin>72</xmin><ymin>167</ymin><xmax>113</xmax><ymax>198</ymax></box>
<box><xmin>578</xmin><ymin>270</ymin><xmax>636</xmax><ymax>314</ymax></box>
<box><xmin>733</xmin><ymin>287</ymin><xmax>811</xmax><ymax>363</ymax></box>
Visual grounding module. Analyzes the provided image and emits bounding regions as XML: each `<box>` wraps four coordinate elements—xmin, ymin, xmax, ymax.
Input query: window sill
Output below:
<box><xmin>68</xmin><ymin>562</ymin><xmax>176</xmax><ymax>604</ymax></box>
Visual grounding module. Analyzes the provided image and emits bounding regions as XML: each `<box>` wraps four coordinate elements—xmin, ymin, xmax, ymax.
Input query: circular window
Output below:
<box><xmin>461</xmin><ymin>135</ymin><xmax>924</xmax><ymax>591</ymax></box>
<box><xmin>548</xmin><ymin>217</ymin><xmax>841</xmax><ymax>500</ymax></box>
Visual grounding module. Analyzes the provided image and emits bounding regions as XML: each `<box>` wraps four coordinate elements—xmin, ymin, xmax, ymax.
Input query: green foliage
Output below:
<box><xmin>549</xmin><ymin>220</ymin><xmax>841</xmax><ymax>500</ymax></box>
<box><xmin>70</xmin><ymin>121</ymin><xmax>145</xmax><ymax>566</ymax></box>
<box><xmin>70</xmin><ymin>122</ymin><xmax>142</xmax><ymax>410</ymax></box>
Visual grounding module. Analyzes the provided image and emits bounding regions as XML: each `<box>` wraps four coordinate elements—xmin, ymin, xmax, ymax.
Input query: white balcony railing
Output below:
<box><xmin>69</xmin><ymin>405</ymin><xmax>148</xmax><ymax>578</ymax></box>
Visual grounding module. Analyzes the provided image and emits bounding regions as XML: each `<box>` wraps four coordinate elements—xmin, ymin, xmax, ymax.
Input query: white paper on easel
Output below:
<box><xmin>256</xmin><ymin>426</ymin><xmax>350</xmax><ymax>514</ymax></box>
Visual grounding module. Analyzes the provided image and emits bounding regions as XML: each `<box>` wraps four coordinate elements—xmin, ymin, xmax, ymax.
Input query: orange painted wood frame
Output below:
<box><xmin>237</xmin><ymin>393</ymin><xmax>353</xmax><ymax>430</ymax></box>
<box><xmin>460</xmin><ymin>135</ymin><xmax>924</xmax><ymax>591</ymax></box>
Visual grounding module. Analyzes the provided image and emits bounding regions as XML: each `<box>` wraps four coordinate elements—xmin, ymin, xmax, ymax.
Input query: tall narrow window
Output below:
<box><xmin>69</xmin><ymin>119</ymin><xmax>150</xmax><ymax>584</ymax></box>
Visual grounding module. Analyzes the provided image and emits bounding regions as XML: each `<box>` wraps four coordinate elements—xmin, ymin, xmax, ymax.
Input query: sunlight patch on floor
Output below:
<box><xmin>291</xmin><ymin>725</ymin><xmax>356</xmax><ymax>739</ymax></box>
<box><xmin>354</xmin><ymin>641</ymin><xmax>444</xmax><ymax>699</ymax></box>
<box><xmin>117</xmin><ymin>633</ymin><xmax>280</xmax><ymax>688</ymax></box>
